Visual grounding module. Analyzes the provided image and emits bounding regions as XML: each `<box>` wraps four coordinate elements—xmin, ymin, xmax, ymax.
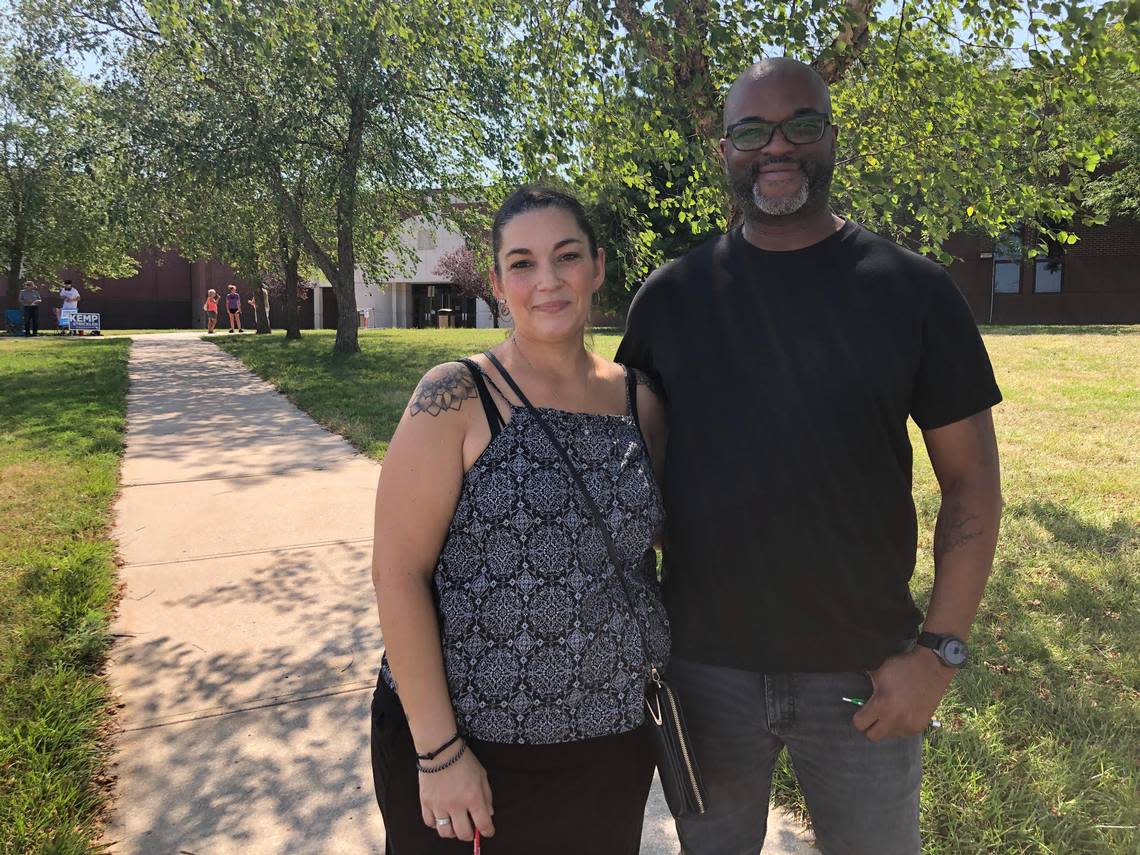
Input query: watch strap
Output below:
<box><xmin>916</xmin><ymin>631</ymin><xmax>944</xmax><ymax>649</ymax></box>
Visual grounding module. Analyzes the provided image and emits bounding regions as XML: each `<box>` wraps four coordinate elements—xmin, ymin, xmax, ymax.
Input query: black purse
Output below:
<box><xmin>483</xmin><ymin>352</ymin><xmax>708</xmax><ymax>818</ymax></box>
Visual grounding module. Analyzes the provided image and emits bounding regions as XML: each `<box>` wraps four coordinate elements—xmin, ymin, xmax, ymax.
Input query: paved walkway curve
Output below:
<box><xmin>102</xmin><ymin>333</ymin><xmax>818</xmax><ymax>854</ymax></box>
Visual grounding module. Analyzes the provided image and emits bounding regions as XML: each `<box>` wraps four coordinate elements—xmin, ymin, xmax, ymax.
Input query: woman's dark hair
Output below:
<box><xmin>491</xmin><ymin>185</ymin><xmax>599</xmax><ymax>274</ymax></box>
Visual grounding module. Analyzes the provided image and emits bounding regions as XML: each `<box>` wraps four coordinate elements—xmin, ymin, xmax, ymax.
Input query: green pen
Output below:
<box><xmin>841</xmin><ymin>696</ymin><xmax>942</xmax><ymax>729</ymax></box>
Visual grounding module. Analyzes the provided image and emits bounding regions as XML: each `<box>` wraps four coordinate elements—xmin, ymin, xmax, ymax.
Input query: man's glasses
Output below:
<box><xmin>725</xmin><ymin>112</ymin><xmax>831</xmax><ymax>151</ymax></box>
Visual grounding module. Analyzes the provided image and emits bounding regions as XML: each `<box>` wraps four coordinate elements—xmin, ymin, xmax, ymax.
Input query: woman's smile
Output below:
<box><xmin>531</xmin><ymin>299</ymin><xmax>572</xmax><ymax>313</ymax></box>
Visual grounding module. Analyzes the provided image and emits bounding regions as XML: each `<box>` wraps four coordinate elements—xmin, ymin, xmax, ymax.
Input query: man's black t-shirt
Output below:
<box><xmin>616</xmin><ymin>220</ymin><xmax>1002</xmax><ymax>674</ymax></box>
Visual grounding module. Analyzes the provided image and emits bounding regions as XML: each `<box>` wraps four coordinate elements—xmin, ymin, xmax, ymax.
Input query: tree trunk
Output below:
<box><xmin>334</xmin><ymin>267</ymin><xmax>359</xmax><ymax>353</ymax></box>
<box><xmin>332</xmin><ymin>90</ymin><xmax>367</xmax><ymax>355</ymax></box>
<box><xmin>283</xmin><ymin>244</ymin><xmax>301</xmax><ymax>340</ymax></box>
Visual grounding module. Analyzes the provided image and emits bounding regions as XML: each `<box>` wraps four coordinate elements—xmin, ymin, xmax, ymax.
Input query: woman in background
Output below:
<box><xmin>224</xmin><ymin>283</ymin><xmax>243</xmax><ymax>333</ymax></box>
<box><xmin>203</xmin><ymin>289</ymin><xmax>219</xmax><ymax>334</ymax></box>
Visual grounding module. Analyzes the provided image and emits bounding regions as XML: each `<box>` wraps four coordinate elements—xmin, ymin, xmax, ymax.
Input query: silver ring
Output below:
<box><xmin>434</xmin><ymin>817</ymin><xmax>452</xmax><ymax>827</ymax></box>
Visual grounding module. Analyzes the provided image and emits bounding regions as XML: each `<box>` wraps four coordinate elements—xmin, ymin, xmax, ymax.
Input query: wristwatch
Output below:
<box><xmin>917</xmin><ymin>631</ymin><xmax>969</xmax><ymax>668</ymax></box>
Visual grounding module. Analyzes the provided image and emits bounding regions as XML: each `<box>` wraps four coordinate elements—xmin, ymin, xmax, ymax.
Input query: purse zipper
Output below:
<box><xmin>664</xmin><ymin>682</ymin><xmax>705</xmax><ymax>813</ymax></box>
<box><xmin>651</xmin><ymin>668</ymin><xmax>705</xmax><ymax>814</ymax></box>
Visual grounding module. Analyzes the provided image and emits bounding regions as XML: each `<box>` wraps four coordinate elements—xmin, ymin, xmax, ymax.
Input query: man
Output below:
<box><xmin>248</xmin><ymin>284</ymin><xmax>271</xmax><ymax>332</ymax></box>
<box><xmin>19</xmin><ymin>283</ymin><xmax>42</xmax><ymax>336</ymax></box>
<box><xmin>616</xmin><ymin>59</ymin><xmax>1003</xmax><ymax>855</ymax></box>
<box><xmin>59</xmin><ymin>280</ymin><xmax>81</xmax><ymax>335</ymax></box>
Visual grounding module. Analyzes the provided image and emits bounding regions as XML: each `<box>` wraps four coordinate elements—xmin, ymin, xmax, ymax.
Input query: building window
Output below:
<box><xmin>992</xmin><ymin>228</ymin><xmax>1023</xmax><ymax>294</ymax></box>
<box><xmin>416</xmin><ymin>227</ymin><xmax>436</xmax><ymax>250</ymax></box>
<box><xmin>1034</xmin><ymin>257</ymin><xmax>1063</xmax><ymax>293</ymax></box>
<box><xmin>1033</xmin><ymin>231</ymin><xmax>1063</xmax><ymax>293</ymax></box>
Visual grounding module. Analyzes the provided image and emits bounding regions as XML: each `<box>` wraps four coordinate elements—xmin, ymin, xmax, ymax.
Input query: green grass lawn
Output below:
<box><xmin>217</xmin><ymin>327</ymin><xmax>1140</xmax><ymax>852</ymax></box>
<box><xmin>0</xmin><ymin>337</ymin><xmax>130</xmax><ymax>853</ymax></box>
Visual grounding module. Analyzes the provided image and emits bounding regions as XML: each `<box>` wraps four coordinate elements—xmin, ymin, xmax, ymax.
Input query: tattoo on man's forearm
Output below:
<box><xmin>933</xmin><ymin>500</ymin><xmax>984</xmax><ymax>562</ymax></box>
<box><xmin>408</xmin><ymin>365</ymin><xmax>477</xmax><ymax>417</ymax></box>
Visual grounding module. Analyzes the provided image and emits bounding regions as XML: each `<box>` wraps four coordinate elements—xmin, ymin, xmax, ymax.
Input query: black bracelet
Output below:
<box><xmin>416</xmin><ymin>731</ymin><xmax>461</xmax><ymax>761</ymax></box>
<box><xmin>417</xmin><ymin>740</ymin><xmax>467</xmax><ymax>774</ymax></box>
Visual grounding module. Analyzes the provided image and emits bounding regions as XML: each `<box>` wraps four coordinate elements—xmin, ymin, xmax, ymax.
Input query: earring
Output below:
<box><xmin>498</xmin><ymin>299</ymin><xmax>511</xmax><ymax>318</ymax></box>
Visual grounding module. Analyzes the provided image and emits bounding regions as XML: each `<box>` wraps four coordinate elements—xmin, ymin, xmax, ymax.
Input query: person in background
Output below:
<box><xmin>59</xmin><ymin>280</ymin><xmax>81</xmax><ymax>335</ymax></box>
<box><xmin>224</xmin><ymin>283</ymin><xmax>244</xmax><ymax>333</ymax></box>
<box><xmin>19</xmin><ymin>283</ymin><xmax>42</xmax><ymax>336</ymax></box>
<box><xmin>247</xmin><ymin>284</ymin><xmax>272</xmax><ymax>332</ymax></box>
<box><xmin>203</xmin><ymin>289</ymin><xmax>219</xmax><ymax>334</ymax></box>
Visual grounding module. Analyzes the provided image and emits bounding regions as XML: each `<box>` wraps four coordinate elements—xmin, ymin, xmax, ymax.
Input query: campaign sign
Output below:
<box><xmin>71</xmin><ymin>312</ymin><xmax>101</xmax><ymax>332</ymax></box>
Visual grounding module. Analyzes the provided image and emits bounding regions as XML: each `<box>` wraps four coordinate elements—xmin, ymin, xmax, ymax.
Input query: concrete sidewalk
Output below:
<box><xmin>103</xmin><ymin>333</ymin><xmax>818</xmax><ymax>854</ymax></box>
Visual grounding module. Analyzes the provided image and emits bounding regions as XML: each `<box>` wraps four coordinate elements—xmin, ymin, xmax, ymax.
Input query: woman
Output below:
<box><xmin>203</xmin><ymin>289</ymin><xmax>219</xmax><ymax>334</ymax></box>
<box><xmin>370</xmin><ymin>186</ymin><xmax>669</xmax><ymax>853</ymax></box>
<box><xmin>224</xmin><ymin>283</ymin><xmax>244</xmax><ymax>333</ymax></box>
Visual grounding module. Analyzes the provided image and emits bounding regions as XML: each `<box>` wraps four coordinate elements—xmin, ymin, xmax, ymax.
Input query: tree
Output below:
<box><xmin>500</xmin><ymin>0</ymin><xmax>1138</xmax><ymax>293</ymax></box>
<box><xmin>85</xmin><ymin>0</ymin><xmax>513</xmax><ymax>353</ymax></box>
<box><xmin>1080</xmin><ymin>24</ymin><xmax>1140</xmax><ymax>221</ymax></box>
<box><xmin>434</xmin><ymin>245</ymin><xmax>501</xmax><ymax>328</ymax></box>
<box><xmin>263</xmin><ymin>218</ymin><xmax>316</xmax><ymax>340</ymax></box>
<box><xmin>1</xmin><ymin>3</ymin><xmax>135</xmax><ymax>299</ymax></box>
<box><xmin>93</xmin><ymin>40</ymin><xmax>329</xmax><ymax>341</ymax></box>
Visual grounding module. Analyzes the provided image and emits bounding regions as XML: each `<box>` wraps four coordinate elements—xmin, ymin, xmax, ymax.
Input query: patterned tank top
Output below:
<box><xmin>381</xmin><ymin>359</ymin><xmax>670</xmax><ymax>745</ymax></box>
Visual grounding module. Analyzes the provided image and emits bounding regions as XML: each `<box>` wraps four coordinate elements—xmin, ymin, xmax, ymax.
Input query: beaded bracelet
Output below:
<box><xmin>417</xmin><ymin>740</ymin><xmax>467</xmax><ymax>774</ymax></box>
<box><xmin>416</xmin><ymin>731</ymin><xmax>461</xmax><ymax>761</ymax></box>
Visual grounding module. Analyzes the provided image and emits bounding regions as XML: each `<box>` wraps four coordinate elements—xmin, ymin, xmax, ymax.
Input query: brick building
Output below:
<box><xmin>945</xmin><ymin>218</ymin><xmax>1140</xmax><ymax>325</ymax></box>
<box><xmin>1</xmin><ymin>251</ymin><xmax>315</xmax><ymax>331</ymax></box>
<box><xmin>4</xmin><ymin>218</ymin><xmax>1139</xmax><ymax>329</ymax></box>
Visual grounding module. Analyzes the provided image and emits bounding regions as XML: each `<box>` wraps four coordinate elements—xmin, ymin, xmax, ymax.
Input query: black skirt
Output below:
<box><xmin>370</xmin><ymin>675</ymin><xmax>655</xmax><ymax>854</ymax></box>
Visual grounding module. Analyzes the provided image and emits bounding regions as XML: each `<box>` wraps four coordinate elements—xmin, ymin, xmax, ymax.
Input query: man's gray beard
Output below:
<box><xmin>753</xmin><ymin>179</ymin><xmax>810</xmax><ymax>216</ymax></box>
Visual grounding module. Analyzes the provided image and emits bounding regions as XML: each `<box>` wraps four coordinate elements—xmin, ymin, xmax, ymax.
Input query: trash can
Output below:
<box><xmin>437</xmin><ymin>308</ymin><xmax>455</xmax><ymax>329</ymax></box>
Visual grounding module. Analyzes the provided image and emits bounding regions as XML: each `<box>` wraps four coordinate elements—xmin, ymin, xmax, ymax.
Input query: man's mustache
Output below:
<box><xmin>749</xmin><ymin>158</ymin><xmax>805</xmax><ymax>180</ymax></box>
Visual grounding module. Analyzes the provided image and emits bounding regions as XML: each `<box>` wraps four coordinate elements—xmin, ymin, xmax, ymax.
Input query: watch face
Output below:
<box><xmin>941</xmin><ymin>638</ymin><xmax>969</xmax><ymax>667</ymax></box>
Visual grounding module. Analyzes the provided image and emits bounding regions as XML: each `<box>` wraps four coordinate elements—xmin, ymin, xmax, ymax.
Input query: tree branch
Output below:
<box><xmin>812</xmin><ymin>0</ymin><xmax>877</xmax><ymax>84</ymax></box>
<box><xmin>267</xmin><ymin>161</ymin><xmax>337</xmax><ymax>285</ymax></box>
<box><xmin>612</xmin><ymin>0</ymin><xmax>669</xmax><ymax>66</ymax></box>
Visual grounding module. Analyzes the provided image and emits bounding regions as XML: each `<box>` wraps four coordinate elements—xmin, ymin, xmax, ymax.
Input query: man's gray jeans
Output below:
<box><xmin>668</xmin><ymin>656</ymin><xmax>922</xmax><ymax>855</ymax></box>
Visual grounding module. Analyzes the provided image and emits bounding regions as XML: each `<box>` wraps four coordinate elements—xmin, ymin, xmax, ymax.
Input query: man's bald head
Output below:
<box><xmin>723</xmin><ymin>59</ymin><xmax>831</xmax><ymax>133</ymax></box>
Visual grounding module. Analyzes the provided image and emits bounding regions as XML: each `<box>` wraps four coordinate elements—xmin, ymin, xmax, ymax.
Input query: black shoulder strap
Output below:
<box><xmin>482</xmin><ymin>350</ymin><xmax>658</xmax><ymax>672</ymax></box>
<box><xmin>458</xmin><ymin>358</ymin><xmax>504</xmax><ymax>439</ymax></box>
<box><xmin>482</xmin><ymin>351</ymin><xmax>529</xmax><ymax>408</ymax></box>
<box><xmin>473</xmin><ymin>360</ymin><xmax>512</xmax><ymax>406</ymax></box>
